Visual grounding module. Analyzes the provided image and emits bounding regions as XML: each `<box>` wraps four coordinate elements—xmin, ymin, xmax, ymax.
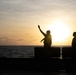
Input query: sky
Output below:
<box><xmin>0</xmin><ymin>0</ymin><xmax>76</xmax><ymax>46</ymax></box>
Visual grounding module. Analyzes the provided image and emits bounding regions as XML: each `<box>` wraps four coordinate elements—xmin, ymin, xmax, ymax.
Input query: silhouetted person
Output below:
<box><xmin>38</xmin><ymin>25</ymin><xmax>52</xmax><ymax>48</ymax></box>
<box><xmin>72</xmin><ymin>32</ymin><xmax>76</xmax><ymax>48</ymax></box>
<box><xmin>72</xmin><ymin>32</ymin><xmax>76</xmax><ymax>58</ymax></box>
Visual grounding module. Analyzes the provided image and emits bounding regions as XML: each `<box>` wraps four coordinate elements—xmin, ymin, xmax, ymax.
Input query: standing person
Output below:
<box><xmin>72</xmin><ymin>32</ymin><xmax>76</xmax><ymax>58</ymax></box>
<box><xmin>38</xmin><ymin>25</ymin><xmax>52</xmax><ymax>47</ymax></box>
<box><xmin>72</xmin><ymin>32</ymin><xmax>76</xmax><ymax>48</ymax></box>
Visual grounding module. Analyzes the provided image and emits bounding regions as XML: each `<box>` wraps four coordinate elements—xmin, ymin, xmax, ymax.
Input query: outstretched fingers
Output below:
<box><xmin>38</xmin><ymin>25</ymin><xmax>40</xmax><ymax>29</ymax></box>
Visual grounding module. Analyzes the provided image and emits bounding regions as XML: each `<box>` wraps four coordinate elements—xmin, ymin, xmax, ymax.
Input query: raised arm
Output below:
<box><xmin>38</xmin><ymin>25</ymin><xmax>45</xmax><ymax>36</ymax></box>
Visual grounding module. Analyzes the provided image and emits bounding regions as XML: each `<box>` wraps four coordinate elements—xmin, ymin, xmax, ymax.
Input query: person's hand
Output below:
<box><xmin>38</xmin><ymin>25</ymin><xmax>40</xmax><ymax>29</ymax></box>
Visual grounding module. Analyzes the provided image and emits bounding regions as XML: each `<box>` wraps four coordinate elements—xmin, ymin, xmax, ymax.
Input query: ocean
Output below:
<box><xmin>0</xmin><ymin>45</ymin><xmax>71</xmax><ymax>58</ymax></box>
<box><xmin>0</xmin><ymin>46</ymin><xmax>36</xmax><ymax>58</ymax></box>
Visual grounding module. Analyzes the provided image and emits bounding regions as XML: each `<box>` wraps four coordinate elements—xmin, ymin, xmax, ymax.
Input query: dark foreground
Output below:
<box><xmin>0</xmin><ymin>58</ymin><xmax>76</xmax><ymax>75</ymax></box>
<box><xmin>0</xmin><ymin>46</ymin><xmax>76</xmax><ymax>75</ymax></box>
<box><xmin>0</xmin><ymin>58</ymin><xmax>76</xmax><ymax>71</ymax></box>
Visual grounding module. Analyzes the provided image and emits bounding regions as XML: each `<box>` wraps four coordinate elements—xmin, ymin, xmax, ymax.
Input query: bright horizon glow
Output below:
<box><xmin>47</xmin><ymin>20</ymin><xmax>70</xmax><ymax>43</ymax></box>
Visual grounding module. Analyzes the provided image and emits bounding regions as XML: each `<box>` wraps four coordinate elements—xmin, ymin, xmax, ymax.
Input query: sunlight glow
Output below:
<box><xmin>48</xmin><ymin>20</ymin><xmax>70</xmax><ymax>43</ymax></box>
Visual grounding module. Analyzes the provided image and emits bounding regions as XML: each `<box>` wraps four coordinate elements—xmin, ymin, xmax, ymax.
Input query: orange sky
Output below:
<box><xmin>0</xmin><ymin>0</ymin><xmax>76</xmax><ymax>46</ymax></box>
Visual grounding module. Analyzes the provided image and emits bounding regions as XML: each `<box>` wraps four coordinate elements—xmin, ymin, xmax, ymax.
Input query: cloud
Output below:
<box><xmin>0</xmin><ymin>36</ymin><xmax>26</xmax><ymax>45</ymax></box>
<box><xmin>0</xmin><ymin>0</ymin><xmax>76</xmax><ymax>13</ymax></box>
<box><xmin>0</xmin><ymin>36</ymin><xmax>9</xmax><ymax>41</ymax></box>
<box><xmin>0</xmin><ymin>0</ymin><xmax>76</xmax><ymax>20</ymax></box>
<box><xmin>17</xmin><ymin>39</ymin><xmax>24</xmax><ymax>41</ymax></box>
<box><xmin>2</xmin><ymin>36</ymin><xmax>9</xmax><ymax>39</ymax></box>
<box><xmin>0</xmin><ymin>38</ymin><xmax>2</xmax><ymax>39</ymax></box>
<box><xmin>0</xmin><ymin>36</ymin><xmax>15</xmax><ymax>45</ymax></box>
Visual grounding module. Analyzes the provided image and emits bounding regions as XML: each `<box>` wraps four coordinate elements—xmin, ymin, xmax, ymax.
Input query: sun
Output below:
<box><xmin>47</xmin><ymin>20</ymin><xmax>70</xmax><ymax>43</ymax></box>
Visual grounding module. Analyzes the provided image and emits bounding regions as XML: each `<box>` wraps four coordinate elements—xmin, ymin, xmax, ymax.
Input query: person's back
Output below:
<box><xmin>38</xmin><ymin>25</ymin><xmax>52</xmax><ymax>47</ymax></box>
<box><xmin>72</xmin><ymin>32</ymin><xmax>76</xmax><ymax>48</ymax></box>
<box><xmin>44</xmin><ymin>34</ymin><xmax>52</xmax><ymax>47</ymax></box>
<box><xmin>72</xmin><ymin>37</ymin><xmax>76</xmax><ymax>48</ymax></box>
<box><xmin>72</xmin><ymin>32</ymin><xmax>76</xmax><ymax>58</ymax></box>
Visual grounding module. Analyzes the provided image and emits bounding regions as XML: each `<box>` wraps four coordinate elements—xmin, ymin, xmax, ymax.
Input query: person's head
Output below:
<box><xmin>73</xmin><ymin>32</ymin><xmax>76</xmax><ymax>37</ymax></box>
<box><xmin>46</xmin><ymin>30</ymin><xmax>51</xmax><ymax>34</ymax></box>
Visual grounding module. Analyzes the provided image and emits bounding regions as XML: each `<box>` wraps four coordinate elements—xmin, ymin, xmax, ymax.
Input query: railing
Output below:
<box><xmin>34</xmin><ymin>46</ymin><xmax>76</xmax><ymax>59</ymax></box>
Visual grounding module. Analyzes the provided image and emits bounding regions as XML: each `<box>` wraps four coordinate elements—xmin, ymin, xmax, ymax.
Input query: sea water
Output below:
<box><xmin>0</xmin><ymin>45</ymin><xmax>69</xmax><ymax>58</ymax></box>
<box><xmin>0</xmin><ymin>46</ymin><xmax>35</xmax><ymax>58</ymax></box>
